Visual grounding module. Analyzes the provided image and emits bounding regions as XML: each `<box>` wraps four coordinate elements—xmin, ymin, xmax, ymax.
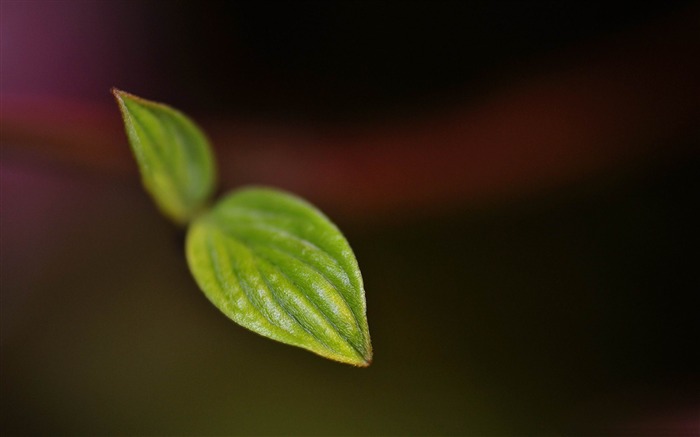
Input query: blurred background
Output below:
<box><xmin>2</xmin><ymin>1</ymin><xmax>699</xmax><ymax>435</ymax></box>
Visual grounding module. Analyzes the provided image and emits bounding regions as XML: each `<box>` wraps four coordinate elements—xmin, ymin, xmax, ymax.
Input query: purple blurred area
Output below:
<box><xmin>1</xmin><ymin>1</ymin><xmax>699</xmax><ymax>435</ymax></box>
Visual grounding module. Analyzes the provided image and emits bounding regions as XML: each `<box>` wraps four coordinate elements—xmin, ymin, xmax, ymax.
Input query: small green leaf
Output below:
<box><xmin>113</xmin><ymin>89</ymin><xmax>216</xmax><ymax>225</ymax></box>
<box><xmin>186</xmin><ymin>187</ymin><xmax>372</xmax><ymax>366</ymax></box>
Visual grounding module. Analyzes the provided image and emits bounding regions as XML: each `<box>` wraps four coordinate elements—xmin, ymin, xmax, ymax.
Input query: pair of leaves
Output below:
<box><xmin>113</xmin><ymin>89</ymin><xmax>372</xmax><ymax>366</ymax></box>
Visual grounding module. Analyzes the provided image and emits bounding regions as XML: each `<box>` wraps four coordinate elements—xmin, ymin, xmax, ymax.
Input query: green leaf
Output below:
<box><xmin>112</xmin><ymin>89</ymin><xmax>216</xmax><ymax>225</ymax></box>
<box><xmin>186</xmin><ymin>187</ymin><xmax>372</xmax><ymax>366</ymax></box>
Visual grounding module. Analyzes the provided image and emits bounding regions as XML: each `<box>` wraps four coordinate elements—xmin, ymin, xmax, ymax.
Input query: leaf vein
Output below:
<box><xmin>205</xmin><ymin>233</ymin><xmax>276</xmax><ymax>332</ymax></box>
<box><xmin>250</xmin><ymin>256</ymin><xmax>332</xmax><ymax>352</ymax></box>
<box><xmin>248</xmin><ymin>241</ymin><xmax>362</xmax><ymax>338</ymax></box>
<box><xmin>248</xmin><ymin>246</ymin><xmax>366</xmax><ymax>360</ymax></box>
<box><xmin>229</xmin><ymin>221</ymin><xmax>364</xmax><ymax>328</ymax></box>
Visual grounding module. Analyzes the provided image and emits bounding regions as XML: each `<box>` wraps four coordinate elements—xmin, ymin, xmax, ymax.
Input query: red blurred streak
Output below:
<box><xmin>1</xmin><ymin>95</ymin><xmax>131</xmax><ymax>173</ymax></box>
<box><xmin>216</xmin><ymin>7</ymin><xmax>699</xmax><ymax>218</ymax></box>
<box><xmin>2</xmin><ymin>7</ymin><xmax>698</xmax><ymax>220</ymax></box>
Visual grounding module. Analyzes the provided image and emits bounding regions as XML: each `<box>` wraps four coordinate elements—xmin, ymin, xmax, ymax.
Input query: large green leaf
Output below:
<box><xmin>186</xmin><ymin>187</ymin><xmax>372</xmax><ymax>366</ymax></box>
<box><xmin>113</xmin><ymin>89</ymin><xmax>216</xmax><ymax>225</ymax></box>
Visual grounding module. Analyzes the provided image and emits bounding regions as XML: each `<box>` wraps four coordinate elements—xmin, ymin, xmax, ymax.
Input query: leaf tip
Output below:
<box><xmin>359</xmin><ymin>346</ymin><xmax>373</xmax><ymax>367</ymax></box>
<box><xmin>110</xmin><ymin>87</ymin><xmax>130</xmax><ymax>103</ymax></box>
<box><xmin>357</xmin><ymin>356</ymin><xmax>372</xmax><ymax>368</ymax></box>
<box><xmin>341</xmin><ymin>346</ymin><xmax>373</xmax><ymax>368</ymax></box>
<box><xmin>113</xmin><ymin>87</ymin><xmax>163</xmax><ymax>106</ymax></box>
<box><xmin>111</xmin><ymin>87</ymin><xmax>133</xmax><ymax>118</ymax></box>
<box><xmin>324</xmin><ymin>350</ymin><xmax>372</xmax><ymax>368</ymax></box>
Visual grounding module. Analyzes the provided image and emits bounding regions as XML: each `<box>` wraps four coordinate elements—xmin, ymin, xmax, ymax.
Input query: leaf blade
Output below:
<box><xmin>113</xmin><ymin>89</ymin><xmax>216</xmax><ymax>225</ymax></box>
<box><xmin>186</xmin><ymin>187</ymin><xmax>372</xmax><ymax>366</ymax></box>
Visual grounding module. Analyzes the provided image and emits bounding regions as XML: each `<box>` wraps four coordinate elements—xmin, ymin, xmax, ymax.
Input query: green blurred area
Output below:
<box><xmin>2</xmin><ymin>155</ymin><xmax>697</xmax><ymax>435</ymax></box>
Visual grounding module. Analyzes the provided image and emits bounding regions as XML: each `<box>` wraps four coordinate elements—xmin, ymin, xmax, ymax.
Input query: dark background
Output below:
<box><xmin>2</xmin><ymin>1</ymin><xmax>699</xmax><ymax>435</ymax></box>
